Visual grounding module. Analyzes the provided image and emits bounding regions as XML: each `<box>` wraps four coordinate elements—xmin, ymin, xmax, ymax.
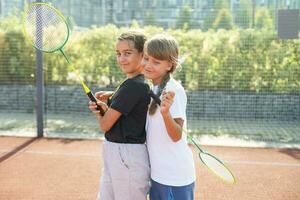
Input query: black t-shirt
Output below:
<box><xmin>105</xmin><ymin>74</ymin><xmax>150</xmax><ymax>144</ymax></box>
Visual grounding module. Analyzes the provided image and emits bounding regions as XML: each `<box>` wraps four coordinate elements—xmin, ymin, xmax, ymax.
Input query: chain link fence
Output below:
<box><xmin>0</xmin><ymin>0</ymin><xmax>299</xmax><ymax>146</ymax></box>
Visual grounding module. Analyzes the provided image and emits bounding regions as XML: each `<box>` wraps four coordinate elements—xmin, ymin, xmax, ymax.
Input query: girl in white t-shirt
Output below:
<box><xmin>143</xmin><ymin>34</ymin><xmax>196</xmax><ymax>200</ymax></box>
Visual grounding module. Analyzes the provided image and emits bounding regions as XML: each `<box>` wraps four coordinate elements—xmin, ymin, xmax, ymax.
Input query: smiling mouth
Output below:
<box><xmin>144</xmin><ymin>70</ymin><xmax>153</xmax><ymax>73</ymax></box>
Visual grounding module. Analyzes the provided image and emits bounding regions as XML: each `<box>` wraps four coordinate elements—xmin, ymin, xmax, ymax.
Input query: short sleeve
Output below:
<box><xmin>110</xmin><ymin>81</ymin><xmax>146</xmax><ymax>116</ymax></box>
<box><xmin>169</xmin><ymin>87</ymin><xmax>187</xmax><ymax>120</ymax></box>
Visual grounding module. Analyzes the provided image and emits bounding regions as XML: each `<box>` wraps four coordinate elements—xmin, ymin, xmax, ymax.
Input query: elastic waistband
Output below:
<box><xmin>104</xmin><ymin>139</ymin><xmax>146</xmax><ymax>146</ymax></box>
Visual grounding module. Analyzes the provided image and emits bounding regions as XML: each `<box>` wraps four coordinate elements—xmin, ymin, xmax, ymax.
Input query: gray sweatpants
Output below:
<box><xmin>97</xmin><ymin>140</ymin><xmax>150</xmax><ymax>200</ymax></box>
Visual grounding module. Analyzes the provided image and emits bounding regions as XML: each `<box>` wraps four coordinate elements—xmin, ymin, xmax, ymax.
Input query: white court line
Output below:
<box><xmin>1</xmin><ymin>149</ymin><xmax>300</xmax><ymax>167</ymax></box>
<box><xmin>0</xmin><ymin>149</ymin><xmax>99</xmax><ymax>158</ymax></box>
<box><xmin>225</xmin><ymin>160</ymin><xmax>300</xmax><ymax>167</ymax></box>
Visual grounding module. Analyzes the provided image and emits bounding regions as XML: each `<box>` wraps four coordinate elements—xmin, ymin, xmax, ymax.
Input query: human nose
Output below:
<box><xmin>117</xmin><ymin>54</ymin><xmax>126</xmax><ymax>63</ymax></box>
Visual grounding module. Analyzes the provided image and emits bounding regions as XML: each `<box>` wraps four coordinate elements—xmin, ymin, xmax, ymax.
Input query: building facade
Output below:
<box><xmin>0</xmin><ymin>0</ymin><xmax>299</xmax><ymax>29</ymax></box>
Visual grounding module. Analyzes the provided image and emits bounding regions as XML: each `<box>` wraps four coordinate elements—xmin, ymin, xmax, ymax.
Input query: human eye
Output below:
<box><xmin>142</xmin><ymin>58</ymin><xmax>148</xmax><ymax>65</ymax></box>
<box><xmin>153</xmin><ymin>60</ymin><xmax>160</xmax><ymax>65</ymax></box>
<box><xmin>124</xmin><ymin>51</ymin><xmax>132</xmax><ymax>56</ymax></box>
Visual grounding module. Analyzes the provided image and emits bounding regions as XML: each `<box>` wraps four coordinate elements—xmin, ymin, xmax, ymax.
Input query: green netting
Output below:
<box><xmin>0</xmin><ymin>0</ymin><xmax>299</xmax><ymax>145</ymax></box>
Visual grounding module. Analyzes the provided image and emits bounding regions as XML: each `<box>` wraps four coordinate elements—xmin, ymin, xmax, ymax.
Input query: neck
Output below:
<box><xmin>152</xmin><ymin>74</ymin><xmax>170</xmax><ymax>86</ymax></box>
<box><xmin>126</xmin><ymin>68</ymin><xmax>142</xmax><ymax>78</ymax></box>
<box><xmin>152</xmin><ymin>77</ymin><xmax>163</xmax><ymax>86</ymax></box>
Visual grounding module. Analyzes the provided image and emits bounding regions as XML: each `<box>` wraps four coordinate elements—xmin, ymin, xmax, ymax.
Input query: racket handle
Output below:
<box><xmin>87</xmin><ymin>91</ymin><xmax>106</xmax><ymax>116</ymax></box>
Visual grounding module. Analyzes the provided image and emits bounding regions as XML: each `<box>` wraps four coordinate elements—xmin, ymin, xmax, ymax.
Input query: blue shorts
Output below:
<box><xmin>150</xmin><ymin>179</ymin><xmax>195</xmax><ymax>200</ymax></box>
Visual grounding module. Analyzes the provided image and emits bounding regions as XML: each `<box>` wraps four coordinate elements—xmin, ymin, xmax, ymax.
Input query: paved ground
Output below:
<box><xmin>0</xmin><ymin>136</ymin><xmax>299</xmax><ymax>200</ymax></box>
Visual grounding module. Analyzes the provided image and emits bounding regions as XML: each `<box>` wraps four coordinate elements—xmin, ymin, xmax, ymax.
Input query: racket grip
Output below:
<box><xmin>87</xmin><ymin>91</ymin><xmax>106</xmax><ymax>116</ymax></box>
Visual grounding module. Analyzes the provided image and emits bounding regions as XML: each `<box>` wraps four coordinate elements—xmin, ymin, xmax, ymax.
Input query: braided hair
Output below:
<box><xmin>149</xmin><ymin>73</ymin><xmax>170</xmax><ymax>115</ymax></box>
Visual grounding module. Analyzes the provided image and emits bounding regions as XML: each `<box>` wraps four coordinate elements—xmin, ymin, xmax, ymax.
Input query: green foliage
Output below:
<box><xmin>213</xmin><ymin>9</ymin><xmax>234</xmax><ymax>30</ymax></box>
<box><xmin>130</xmin><ymin>20</ymin><xmax>140</xmax><ymax>29</ymax></box>
<box><xmin>0</xmin><ymin>15</ymin><xmax>299</xmax><ymax>93</ymax></box>
<box><xmin>214</xmin><ymin>0</ymin><xmax>230</xmax><ymax>10</ymax></box>
<box><xmin>176</xmin><ymin>5</ymin><xmax>192</xmax><ymax>30</ymax></box>
<box><xmin>235</xmin><ymin>0</ymin><xmax>251</xmax><ymax>28</ymax></box>
<box><xmin>255</xmin><ymin>7</ymin><xmax>274</xmax><ymax>30</ymax></box>
<box><xmin>203</xmin><ymin>0</ymin><xmax>230</xmax><ymax>30</ymax></box>
<box><xmin>44</xmin><ymin>24</ymin><xmax>122</xmax><ymax>86</ymax></box>
<box><xmin>0</xmin><ymin>13</ymin><xmax>21</xmax><ymax>31</ymax></box>
<box><xmin>0</xmin><ymin>15</ymin><xmax>35</xmax><ymax>84</ymax></box>
<box><xmin>203</xmin><ymin>10</ymin><xmax>218</xmax><ymax>31</ymax></box>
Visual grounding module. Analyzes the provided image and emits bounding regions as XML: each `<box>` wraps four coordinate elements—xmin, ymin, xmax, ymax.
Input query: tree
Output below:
<box><xmin>255</xmin><ymin>7</ymin><xmax>273</xmax><ymax>30</ymax></box>
<box><xmin>203</xmin><ymin>9</ymin><xmax>217</xmax><ymax>30</ymax></box>
<box><xmin>203</xmin><ymin>0</ymin><xmax>230</xmax><ymax>30</ymax></box>
<box><xmin>213</xmin><ymin>9</ymin><xmax>234</xmax><ymax>30</ymax></box>
<box><xmin>215</xmin><ymin>0</ymin><xmax>230</xmax><ymax>10</ymax></box>
<box><xmin>176</xmin><ymin>5</ymin><xmax>192</xmax><ymax>30</ymax></box>
<box><xmin>235</xmin><ymin>0</ymin><xmax>251</xmax><ymax>28</ymax></box>
<box><xmin>131</xmin><ymin>19</ymin><xmax>140</xmax><ymax>28</ymax></box>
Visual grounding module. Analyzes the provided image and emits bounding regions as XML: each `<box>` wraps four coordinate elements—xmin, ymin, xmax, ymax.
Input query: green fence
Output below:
<box><xmin>0</xmin><ymin>0</ymin><xmax>299</xmax><ymax>146</ymax></box>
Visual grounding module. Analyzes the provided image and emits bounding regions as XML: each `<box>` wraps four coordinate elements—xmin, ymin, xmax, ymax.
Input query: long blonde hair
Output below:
<box><xmin>144</xmin><ymin>34</ymin><xmax>180</xmax><ymax>115</ymax></box>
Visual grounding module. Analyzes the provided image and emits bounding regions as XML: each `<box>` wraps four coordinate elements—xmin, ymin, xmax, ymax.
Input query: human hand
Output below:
<box><xmin>95</xmin><ymin>91</ymin><xmax>114</xmax><ymax>103</ymax></box>
<box><xmin>160</xmin><ymin>91</ymin><xmax>175</xmax><ymax>115</ymax></box>
<box><xmin>88</xmin><ymin>101</ymin><xmax>108</xmax><ymax>115</ymax></box>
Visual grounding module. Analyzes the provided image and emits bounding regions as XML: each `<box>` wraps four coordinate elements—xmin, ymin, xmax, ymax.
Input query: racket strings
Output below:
<box><xmin>187</xmin><ymin>135</ymin><xmax>235</xmax><ymax>183</ymax></box>
<box><xmin>200</xmin><ymin>153</ymin><xmax>235</xmax><ymax>183</ymax></box>
<box><xmin>24</xmin><ymin>4</ymin><xmax>68</xmax><ymax>51</ymax></box>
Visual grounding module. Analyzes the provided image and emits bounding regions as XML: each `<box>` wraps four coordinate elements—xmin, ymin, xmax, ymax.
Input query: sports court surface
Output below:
<box><xmin>0</xmin><ymin>136</ymin><xmax>299</xmax><ymax>200</ymax></box>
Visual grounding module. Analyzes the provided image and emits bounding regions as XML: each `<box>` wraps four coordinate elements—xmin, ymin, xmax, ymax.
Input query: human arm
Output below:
<box><xmin>88</xmin><ymin>101</ymin><xmax>122</xmax><ymax>133</ymax></box>
<box><xmin>95</xmin><ymin>91</ymin><xmax>114</xmax><ymax>104</ymax></box>
<box><xmin>89</xmin><ymin>81</ymin><xmax>144</xmax><ymax>133</ymax></box>
<box><xmin>160</xmin><ymin>91</ymin><xmax>184</xmax><ymax>142</ymax></box>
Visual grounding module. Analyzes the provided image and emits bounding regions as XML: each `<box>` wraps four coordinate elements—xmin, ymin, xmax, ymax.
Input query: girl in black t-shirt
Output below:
<box><xmin>89</xmin><ymin>31</ymin><xmax>151</xmax><ymax>200</ymax></box>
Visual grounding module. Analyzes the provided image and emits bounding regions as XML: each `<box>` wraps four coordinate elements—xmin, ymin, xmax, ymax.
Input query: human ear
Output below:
<box><xmin>166</xmin><ymin>62</ymin><xmax>173</xmax><ymax>71</ymax></box>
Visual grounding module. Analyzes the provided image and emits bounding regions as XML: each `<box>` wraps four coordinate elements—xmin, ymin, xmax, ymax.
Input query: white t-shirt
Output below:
<box><xmin>146</xmin><ymin>78</ymin><xmax>196</xmax><ymax>186</ymax></box>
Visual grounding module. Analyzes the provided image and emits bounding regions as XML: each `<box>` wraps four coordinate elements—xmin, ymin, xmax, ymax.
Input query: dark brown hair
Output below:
<box><xmin>118</xmin><ymin>30</ymin><xmax>147</xmax><ymax>53</ymax></box>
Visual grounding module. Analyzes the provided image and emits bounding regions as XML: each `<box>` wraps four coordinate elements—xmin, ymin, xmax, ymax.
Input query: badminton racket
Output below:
<box><xmin>22</xmin><ymin>2</ymin><xmax>105</xmax><ymax>115</ymax></box>
<box><xmin>149</xmin><ymin>90</ymin><xmax>236</xmax><ymax>184</ymax></box>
